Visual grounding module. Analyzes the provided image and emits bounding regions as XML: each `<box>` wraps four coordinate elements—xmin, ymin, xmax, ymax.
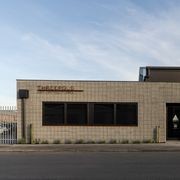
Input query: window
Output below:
<box><xmin>42</xmin><ymin>102</ymin><xmax>138</xmax><ymax>126</ymax></box>
<box><xmin>67</xmin><ymin>104</ymin><xmax>87</xmax><ymax>125</ymax></box>
<box><xmin>116</xmin><ymin>103</ymin><xmax>137</xmax><ymax>125</ymax></box>
<box><xmin>43</xmin><ymin>103</ymin><xmax>64</xmax><ymax>125</ymax></box>
<box><xmin>94</xmin><ymin>104</ymin><xmax>114</xmax><ymax>125</ymax></box>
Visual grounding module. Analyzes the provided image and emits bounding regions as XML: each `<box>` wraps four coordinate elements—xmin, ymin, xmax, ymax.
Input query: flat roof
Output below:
<box><xmin>146</xmin><ymin>66</ymin><xmax>180</xmax><ymax>70</ymax></box>
<box><xmin>16</xmin><ymin>79</ymin><xmax>138</xmax><ymax>83</ymax></box>
<box><xmin>16</xmin><ymin>79</ymin><xmax>180</xmax><ymax>84</ymax></box>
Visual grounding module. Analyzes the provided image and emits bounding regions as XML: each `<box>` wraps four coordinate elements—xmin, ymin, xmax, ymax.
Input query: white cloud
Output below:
<box><xmin>22</xmin><ymin>33</ymin><xmax>78</xmax><ymax>67</ymax></box>
<box><xmin>3</xmin><ymin>0</ymin><xmax>180</xmax><ymax>80</ymax></box>
<box><xmin>72</xmin><ymin>3</ymin><xmax>180</xmax><ymax>72</ymax></box>
<box><xmin>19</xmin><ymin>3</ymin><xmax>180</xmax><ymax>82</ymax></box>
<box><xmin>1</xmin><ymin>1</ymin><xmax>180</xmax><ymax>105</ymax></box>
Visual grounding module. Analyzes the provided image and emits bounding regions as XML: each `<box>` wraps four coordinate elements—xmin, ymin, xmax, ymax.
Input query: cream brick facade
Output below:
<box><xmin>17</xmin><ymin>80</ymin><xmax>180</xmax><ymax>143</ymax></box>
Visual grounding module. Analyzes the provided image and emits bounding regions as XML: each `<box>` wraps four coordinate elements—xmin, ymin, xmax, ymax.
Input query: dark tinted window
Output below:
<box><xmin>67</xmin><ymin>104</ymin><xmax>87</xmax><ymax>125</ymax></box>
<box><xmin>43</xmin><ymin>103</ymin><xmax>64</xmax><ymax>125</ymax></box>
<box><xmin>94</xmin><ymin>104</ymin><xmax>114</xmax><ymax>125</ymax></box>
<box><xmin>116</xmin><ymin>103</ymin><xmax>137</xmax><ymax>125</ymax></box>
<box><xmin>42</xmin><ymin>102</ymin><xmax>138</xmax><ymax>126</ymax></box>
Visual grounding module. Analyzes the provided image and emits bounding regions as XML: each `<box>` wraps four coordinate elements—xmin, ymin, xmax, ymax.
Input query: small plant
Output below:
<box><xmin>64</xmin><ymin>139</ymin><xmax>72</xmax><ymax>144</ymax></box>
<box><xmin>32</xmin><ymin>138</ymin><xmax>41</xmax><ymax>144</ymax></box>
<box><xmin>18</xmin><ymin>138</ymin><xmax>26</xmax><ymax>144</ymax></box>
<box><xmin>75</xmin><ymin>139</ymin><xmax>84</xmax><ymax>144</ymax></box>
<box><xmin>132</xmin><ymin>140</ymin><xmax>141</xmax><ymax>144</ymax></box>
<box><xmin>109</xmin><ymin>139</ymin><xmax>117</xmax><ymax>144</ymax></box>
<box><xmin>142</xmin><ymin>139</ymin><xmax>153</xmax><ymax>143</ymax></box>
<box><xmin>86</xmin><ymin>140</ymin><xmax>95</xmax><ymax>144</ymax></box>
<box><xmin>53</xmin><ymin>139</ymin><xmax>61</xmax><ymax>144</ymax></box>
<box><xmin>96</xmin><ymin>140</ymin><xmax>106</xmax><ymax>144</ymax></box>
<box><xmin>121</xmin><ymin>139</ymin><xmax>129</xmax><ymax>144</ymax></box>
<box><xmin>41</xmin><ymin>140</ymin><xmax>49</xmax><ymax>144</ymax></box>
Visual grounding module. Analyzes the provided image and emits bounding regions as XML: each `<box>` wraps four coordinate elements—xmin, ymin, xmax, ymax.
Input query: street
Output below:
<box><xmin>0</xmin><ymin>152</ymin><xmax>180</xmax><ymax>180</ymax></box>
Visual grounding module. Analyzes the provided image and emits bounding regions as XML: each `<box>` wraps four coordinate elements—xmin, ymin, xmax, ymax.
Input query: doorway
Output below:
<box><xmin>166</xmin><ymin>103</ymin><xmax>180</xmax><ymax>140</ymax></box>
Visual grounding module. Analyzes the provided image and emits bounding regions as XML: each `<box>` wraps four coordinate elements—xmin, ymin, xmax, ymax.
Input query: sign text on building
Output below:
<box><xmin>37</xmin><ymin>85</ymin><xmax>83</xmax><ymax>93</ymax></box>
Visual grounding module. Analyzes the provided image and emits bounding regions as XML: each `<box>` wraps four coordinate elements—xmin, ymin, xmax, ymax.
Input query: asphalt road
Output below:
<box><xmin>0</xmin><ymin>152</ymin><xmax>180</xmax><ymax>180</ymax></box>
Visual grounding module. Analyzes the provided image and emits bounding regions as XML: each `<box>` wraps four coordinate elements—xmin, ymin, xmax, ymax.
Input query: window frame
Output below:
<box><xmin>116</xmin><ymin>102</ymin><xmax>138</xmax><ymax>126</ymax></box>
<box><xmin>93</xmin><ymin>103</ymin><xmax>115</xmax><ymax>125</ymax></box>
<box><xmin>42</xmin><ymin>102</ymin><xmax>138</xmax><ymax>126</ymax></box>
<box><xmin>66</xmin><ymin>103</ymin><xmax>88</xmax><ymax>125</ymax></box>
<box><xmin>42</xmin><ymin>102</ymin><xmax>65</xmax><ymax>125</ymax></box>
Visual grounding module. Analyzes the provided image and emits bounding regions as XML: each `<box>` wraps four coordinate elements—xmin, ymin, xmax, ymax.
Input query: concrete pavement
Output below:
<box><xmin>0</xmin><ymin>141</ymin><xmax>180</xmax><ymax>152</ymax></box>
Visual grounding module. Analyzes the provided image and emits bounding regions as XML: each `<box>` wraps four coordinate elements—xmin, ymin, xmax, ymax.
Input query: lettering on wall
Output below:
<box><xmin>37</xmin><ymin>85</ymin><xmax>84</xmax><ymax>93</ymax></box>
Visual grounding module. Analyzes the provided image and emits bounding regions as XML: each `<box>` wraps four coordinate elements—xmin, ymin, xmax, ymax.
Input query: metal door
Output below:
<box><xmin>167</xmin><ymin>104</ymin><xmax>180</xmax><ymax>139</ymax></box>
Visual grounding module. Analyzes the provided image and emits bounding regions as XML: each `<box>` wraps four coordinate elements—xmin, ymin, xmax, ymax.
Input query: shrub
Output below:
<box><xmin>64</xmin><ymin>139</ymin><xmax>72</xmax><ymax>144</ymax></box>
<box><xmin>32</xmin><ymin>138</ymin><xmax>41</xmax><ymax>144</ymax></box>
<box><xmin>108</xmin><ymin>139</ymin><xmax>117</xmax><ymax>144</ymax></box>
<box><xmin>18</xmin><ymin>138</ymin><xmax>26</xmax><ymax>144</ymax></box>
<box><xmin>53</xmin><ymin>139</ymin><xmax>61</xmax><ymax>144</ymax></box>
<box><xmin>142</xmin><ymin>139</ymin><xmax>153</xmax><ymax>143</ymax></box>
<box><xmin>121</xmin><ymin>140</ymin><xmax>129</xmax><ymax>144</ymax></box>
<box><xmin>86</xmin><ymin>140</ymin><xmax>95</xmax><ymax>144</ymax></box>
<box><xmin>41</xmin><ymin>140</ymin><xmax>49</xmax><ymax>144</ymax></box>
<box><xmin>132</xmin><ymin>140</ymin><xmax>141</xmax><ymax>144</ymax></box>
<box><xmin>75</xmin><ymin>139</ymin><xmax>84</xmax><ymax>144</ymax></box>
<box><xmin>96</xmin><ymin>140</ymin><xmax>106</xmax><ymax>144</ymax></box>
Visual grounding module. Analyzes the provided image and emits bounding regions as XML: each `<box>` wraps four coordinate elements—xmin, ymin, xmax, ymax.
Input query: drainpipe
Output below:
<box><xmin>21</xmin><ymin>98</ymin><xmax>25</xmax><ymax>139</ymax></box>
<box><xmin>18</xmin><ymin>89</ymin><xmax>29</xmax><ymax>141</ymax></box>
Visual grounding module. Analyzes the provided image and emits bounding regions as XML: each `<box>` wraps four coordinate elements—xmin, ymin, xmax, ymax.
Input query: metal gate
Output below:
<box><xmin>0</xmin><ymin>106</ymin><xmax>17</xmax><ymax>144</ymax></box>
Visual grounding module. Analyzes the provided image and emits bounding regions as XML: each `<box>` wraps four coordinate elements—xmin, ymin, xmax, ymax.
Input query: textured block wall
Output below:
<box><xmin>17</xmin><ymin>80</ymin><xmax>180</xmax><ymax>143</ymax></box>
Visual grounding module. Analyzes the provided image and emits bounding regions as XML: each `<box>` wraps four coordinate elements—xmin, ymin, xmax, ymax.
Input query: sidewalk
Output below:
<box><xmin>0</xmin><ymin>142</ymin><xmax>180</xmax><ymax>152</ymax></box>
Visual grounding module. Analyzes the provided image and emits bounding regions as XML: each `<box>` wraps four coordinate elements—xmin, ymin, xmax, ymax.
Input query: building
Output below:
<box><xmin>17</xmin><ymin>67</ymin><xmax>180</xmax><ymax>143</ymax></box>
<box><xmin>0</xmin><ymin>107</ymin><xmax>17</xmax><ymax>123</ymax></box>
<box><xmin>139</xmin><ymin>66</ymin><xmax>180</xmax><ymax>82</ymax></box>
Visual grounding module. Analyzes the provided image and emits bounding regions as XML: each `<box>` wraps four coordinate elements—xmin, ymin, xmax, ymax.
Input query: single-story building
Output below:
<box><xmin>17</xmin><ymin>66</ymin><xmax>180</xmax><ymax>143</ymax></box>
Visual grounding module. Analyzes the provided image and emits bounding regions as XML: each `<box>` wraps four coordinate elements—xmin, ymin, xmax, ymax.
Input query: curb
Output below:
<box><xmin>0</xmin><ymin>144</ymin><xmax>180</xmax><ymax>152</ymax></box>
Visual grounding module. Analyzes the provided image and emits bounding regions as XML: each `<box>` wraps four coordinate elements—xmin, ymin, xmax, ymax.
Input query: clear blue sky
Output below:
<box><xmin>1</xmin><ymin>0</ymin><xmax>180</xmax><ymax>106</ymax></box>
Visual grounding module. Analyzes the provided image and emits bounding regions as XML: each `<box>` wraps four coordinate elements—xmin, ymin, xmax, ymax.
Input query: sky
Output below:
<box><xmin>1</xmin><ymin>0</ymin><xmax>180</xmax><ymax>106</ymax></box>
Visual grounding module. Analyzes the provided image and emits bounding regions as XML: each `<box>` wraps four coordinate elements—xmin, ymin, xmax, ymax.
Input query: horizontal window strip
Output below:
<box><xmin>42</xmin><ymin>102</ymin><xmax>138</xmax><ymax>126</ymax></box>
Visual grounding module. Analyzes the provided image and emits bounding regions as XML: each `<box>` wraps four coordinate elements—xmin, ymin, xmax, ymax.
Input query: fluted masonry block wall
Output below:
<box><xmin>17</xmin><ymin>80</ymin><xmax>180</xmax><ymax>143</ymax></box>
